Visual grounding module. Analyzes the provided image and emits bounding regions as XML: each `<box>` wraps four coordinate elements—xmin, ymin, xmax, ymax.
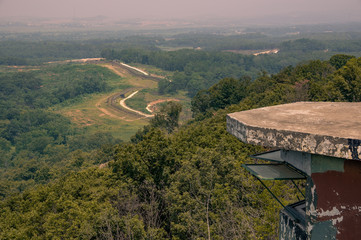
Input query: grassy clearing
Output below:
<box><xmin>129</xmin><ymin>88</ymin><xmax>192</xmax><ymax>123</ymax></box>
<box><xmin>130</xmin><ymin>63</ymin><xmax>173</xmax><ymax>78</ymax></box>
<box><xmin>0</xmin><ymin>65</ymin><xmax>44</xmax><ymax>77</ymax></box>
<box><xmin>125</xmin><ymin>88</ymin><xmax>193</xmax><ymax>121</ymax></box>
<box><xmin>2</xmin><ymin>61</ymin><xmax>192</xmax><ymax>141</ymax></box>
<box><xmin>125</xmin><ymin>89</ymin><xmax>152</xmax><ymax>114</ymax></box>
<box><xmin>51</xmin><ymin>62</ymin><xmax>182</xmax><ymax>141</ymax></box>
<box><xmin>157</xmin><ymin>46</ymin><xmax>194</xmax><ymax>52</ymax></box>
<box><xmin>42</xmin><ymin>63</ymin><xmax>150</xmax><ymax>141</ymax></box>
<box><xmin>38</xmin><ymin>63</ymin><xmax>121</xmax><ymax>86</ymax></box>
<box><xmin>101</xmin><ymin>62</ymin><xmax>159</xmax><ymax>88</ymax></box>
<box><xmin>57</xmin><ymin>91</ymin><xmax>148</xmax><ymax>141</ymax></box>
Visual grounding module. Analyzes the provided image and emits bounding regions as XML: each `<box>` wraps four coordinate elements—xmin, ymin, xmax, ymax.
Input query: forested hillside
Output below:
<box><xmin>0</xmin><ymin>64</ymin><xmax>122</xmax><ymax>196</ymax></box>
<box><xmin>0</xmin><ymin>55</ymin><xmax>360</xmax><ymax>239</ymax></box>
<box><xmin>100</xmin><ymin>40</ymin><xmax>361</xmax><ymax>97</ymax></box>
<box><xmin>2</xmin><ymin>25</ymin><xmax>361</xmax><ymax>97</ymax></box>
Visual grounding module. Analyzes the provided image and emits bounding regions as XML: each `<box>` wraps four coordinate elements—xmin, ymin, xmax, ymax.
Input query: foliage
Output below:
<box><xmin>329</xmin><ymin>54</ymin><xmax>355</xmax><ymax>70</ymax></box>
<box><xmin>150</xmin><ymin>101</ymin><xmax>183</xmax><ymax>133</ymax></box>
<box><xmin>0</xmin><ymin>56</ymin><xmax>28</xmax><ymax>65</ymax></box>
<box><xmin>280</xmin><ymin>38</ymin><xmax>326</xmax><ymax>52</ymax></box>
<box><xmin>0</xmin><ymin>106</ymin><xmax>300</xmax><ymax>239</ymax></box>
<box><xmin>326</xmin><ymin>57</ymin><xmax>361</xmax><ymax>101</ymax></box>
<box><xmin>101</xmin><ymin>39</ymin><xmax>357</xmax><ymax>97</ymax></box>
<box><xmin>101</xmin><ymin>48</ymin><xmax>288</xmax><ymax>96</ymax></box>
<box><xmin>0</xmin><ymin>54</ymin><xmax>361</xmax><ymax>239</ymax></box>
<box><xmin>0</xmin><ymin>64</ymin><xmax>122</xmax><ymax>196</ymax></box>
<box><xmin>191</xmin><ymin>77</ymin><xmax>251</xmax><ymax>117</ymax></box>
<box><xmin>192</xmin><ymin>57</ymin><xmax>361</xmax><ymax>117</ymax></box>
<box><xmin>0</xmin><ymin>41</ymin><xmax>98</xmax><ymax>63</ymax></box>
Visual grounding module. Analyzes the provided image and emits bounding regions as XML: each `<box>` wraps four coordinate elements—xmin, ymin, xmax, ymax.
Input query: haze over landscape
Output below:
<box><xmin>2</xmin><ymin>0</ymin><xmax>361</xmax><ymax>239</ymax></box>
<box><xmin>1</xmin><ymin>0</ymin><xmax>361</xmax><ymax>25</ymax></box>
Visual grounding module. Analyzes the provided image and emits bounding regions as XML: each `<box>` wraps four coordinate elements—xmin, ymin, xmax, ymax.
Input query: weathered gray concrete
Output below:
<box><xmin>227</xmin><ymin>102</ymin><xmax>361</xmax><ymax>160</ymax></box>
<box><xmin>281</xmin><ymin>150</ymin><xmax>312</xmax><ymax>176</ymax></box>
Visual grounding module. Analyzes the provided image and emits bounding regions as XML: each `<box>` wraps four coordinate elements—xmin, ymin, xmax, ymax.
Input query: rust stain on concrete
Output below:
<box><xmin>312</xmin><ymin>160</ymin><xmax>361</xmax><ymax>240</ymax></box>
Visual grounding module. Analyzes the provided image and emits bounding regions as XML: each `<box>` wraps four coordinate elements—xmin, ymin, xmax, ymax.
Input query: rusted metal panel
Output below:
<box><xmin>309</xmin><ymin>160</ymin><xmax>361</xmax><ymax>239</ymax></box>
<box><xmin>226</xmin><ymin>103</ymin><xmax>361</xmax><ymax>239</ymax></box>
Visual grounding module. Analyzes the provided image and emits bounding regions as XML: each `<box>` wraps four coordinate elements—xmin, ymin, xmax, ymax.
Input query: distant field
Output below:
<box><xmin>129</xmin><ymin>63</ymin><xmax>173</xmax><ymax>78</ymax></box>
<box><xmin>57</xmin><ymin>91</ymin><xmax>148</xmax><ymax>141</ymax></box>
<box><xmin>51</xmin><ymin>61</ymin><xmax>192</xmax><ymax>141</ymax></box>
<box><xmin>0</xmin><ymin>60</ymin><xmax>192</xmax><ymax>141</ymax></box>
<box><xmin>223</xmin><ymin>49</ymin><xmax>279</xmax><ymax>55</ymax></box>
<box><xmin>157</xmin><ymin>46</ymin><xmax>195</xmax><ymax>51</ymax></box>
<box><xmin>125</xmin><ymin>88</ymin><xmax>192</xmax><ymax>122</ymax></box>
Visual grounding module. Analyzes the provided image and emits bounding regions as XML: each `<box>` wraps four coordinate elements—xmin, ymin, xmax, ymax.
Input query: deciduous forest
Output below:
<box><xmin>0</xmin><ymin>22</ymin><xmax>361</xmax><ymax>239</ymax></box>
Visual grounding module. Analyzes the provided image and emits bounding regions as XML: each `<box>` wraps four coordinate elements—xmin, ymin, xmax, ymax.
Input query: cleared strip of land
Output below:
<box><xmin>120</xmin><ymin>63</ymin><xmax>149</xmax><ymax>76</ymax></box>
<box><xmin>119</xmin><ymin>91</ymin><xmax>154</xmax><ymax>118</ymax></box>
<box><xmin>96</xmin><ymin>61</ymin><xmax>180</xmax><ymax>121</ymax></box>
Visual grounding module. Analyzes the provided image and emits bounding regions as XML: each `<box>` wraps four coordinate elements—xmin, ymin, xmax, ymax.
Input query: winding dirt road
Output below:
<box><xmin>95</xmin><ymin>96</ymin><xmax>125</xmax><ymax>120</ymax></box>
<box><xmin>119</xmin><ymin>91</ymin><xmax>154</xmax><ymax>118</ymax></box>
<box><xmin>95</xmin><ymin>61</ymin><xmax>180</xmax><ymax>121</ymax></box>
<box><xmin>146</xmin><ymin>99</ymin><xmax>180</xmax><ymax>113</ymax></box>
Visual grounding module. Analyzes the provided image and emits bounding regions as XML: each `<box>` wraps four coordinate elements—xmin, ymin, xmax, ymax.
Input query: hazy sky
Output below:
<box><xmin>1</xmin><ymin>0</ymin><xmax>361</xmax><ymax>23</ymax></box>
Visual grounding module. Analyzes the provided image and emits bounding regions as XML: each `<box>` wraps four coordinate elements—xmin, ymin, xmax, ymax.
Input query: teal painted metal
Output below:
<box><xmin>251</xmin><ymin>149</ymin><xmax>283</xmax><ymax>162</ymax></box>
<box><xmin>243</xmin><ymin>163</ymin><xmax>306</xmax><ymax>224</ymax></box>
<box><xmin>310</xmin><ymin>221</ymin><xmax>337</xmax><ymax>240</ymax></box>
<box><xmin>243</xmin><ymin>164</ymin><xmax>306</xmax><ymax>180</ymax></box>
<box><xmin>311</xmin><ymin>155</ymin><xmax>345</xmax><ymax>173</ymax></box>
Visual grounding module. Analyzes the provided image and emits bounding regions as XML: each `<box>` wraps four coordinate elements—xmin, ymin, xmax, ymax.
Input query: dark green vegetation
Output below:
<box><xmin>101</xmin><ymin>35</ymin><xmax>361</xmax><ymax>97</ymax></box>
<box><xmin>2</xmin><ymin>23</ymin><xmax>361</xmax><ymax>97</ymax></box>
<box><xmin>1</xmin><ymin>51</ymin><xmax>360</xmax><ymax>239</ymax></box>
<box><xmin>1</xmin><ymin>23</ymin><xmax>361</xmax><ymax>238</ymax></box>
<box><xmin>0</xmin><ymin>64</ymin><xmax>122</xmax><ymax>196</ymax></box>
<box><xmin>1</xmin><ymin>64</ymin><xmax>113</xmax><ymax>110</ymax></box>
<box><xmin>0</xmin><ymin>41</ymin><xmax>99</xmax><ymax>64</ymax></box>
<box><xmin>191</xmin><ymin>54</ymin><xmax>360</xmax><ymax>117</ymax></box>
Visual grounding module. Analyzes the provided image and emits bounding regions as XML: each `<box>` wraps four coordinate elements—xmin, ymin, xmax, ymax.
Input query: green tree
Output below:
<box><xmin>191</xmin><ymin>89</ymin><xmax>211</xmax><ymax>117</ymax></box>
<box><xmin>150</xmin><ymin>102</ymin><xmax>182</xmax><ymax>134</ymax></box>
<box><xmin>327</xmin><ymin>57</ymin><xmax>361</xmax><ymax>101</ymax></box>
<box><xmin>329</xmin><ymin>54</ymin><xmax>355</xmax><ymax>70</ymax></box>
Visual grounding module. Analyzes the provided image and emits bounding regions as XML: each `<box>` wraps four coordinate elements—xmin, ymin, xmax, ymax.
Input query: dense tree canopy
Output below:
<box><xmin>0</xmin><ymin>64</ymin><xmax>121</xmax><ymax>197</ymax></box>
<box><xmin>192</xmin><ymin>56</ymin><xmax>360</xmax><ymax>118</ymax></box>
<box><xmin>0</xmin><ymin>55</ymin><xmax>360</xmax><ymax>239</ymax></box>
<box><xmin>1</xmin><ymin>23</ymin><xmax>361</xmax><ymax>238</ymax></box>
<box><xmin>101</xmin><ymin>48</ymin><xmax>290</xmax><ymax>96</ymax></box>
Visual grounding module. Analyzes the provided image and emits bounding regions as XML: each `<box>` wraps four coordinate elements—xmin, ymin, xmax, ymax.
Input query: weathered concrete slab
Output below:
<box><xmin>227</xmin><ymin>102</ymin><xmax>361</xmax><ymax>160</ymax></box>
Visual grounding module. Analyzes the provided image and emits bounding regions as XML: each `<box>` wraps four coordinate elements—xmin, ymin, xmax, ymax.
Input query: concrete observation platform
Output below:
<box><xmin>227</xmin><ymin>102</ymin><xmax>361</xmax><ymax>160</ymax></box>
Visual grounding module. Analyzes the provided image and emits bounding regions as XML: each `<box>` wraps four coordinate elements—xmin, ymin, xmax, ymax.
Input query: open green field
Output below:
<box><xmin>128</xmin><ymin>63</ymin><xmax>174</xmax><ymax>78</ymax></box>
<box><xmin>157</xmin><ymin>46</ymin><xmax>195</xmax><ymax>51</ymax></box>
<box><xmin>56</xmin><ymin>91</ymin><xmax>149</xmax><ymax>141</ymax></box>
<box><xmin>1</xmin><ymin>60</ymin><xmax>191</xmax><ymax>142</ymax></box>
<box><xmin>50</xmin><ymin>61</ymin><xmax>192</xmax><ymax>141</ymax></box>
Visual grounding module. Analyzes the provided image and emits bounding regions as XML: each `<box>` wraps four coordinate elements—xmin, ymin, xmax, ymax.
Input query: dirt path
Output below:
<box><xmin>95</xmin><ymin>96</ymin><xmax>125</xmax><ymax>120</ymax></box>
<box><xmin>101</xmin><ymin>63</ymin><xmax>126</xmax><ymax>77</ymax></box>
<box><xmin>119</xmin><ymin>91</ymin><xmax>154</xmax><ymax>118</ymax></box>
<box><xmin>94</xmin><ymin>62</ymin><xmax>154</xmax><ymax>120</ymax></box>
<box><xmin>94</xmin><ymin>61</ymin><xmax>180</xmax><ymax>121</ymax></box>
<box><xmin>146</xmin><ymin>99</ymin><xmax>180</xmax><ymax>113</ymax></box>
<box><xmin>48</xmin><ymin>58</ymin><xmax>105</xmax><ymax>64</ymax></box>
<box><xmin>120</xmin><ymin>63</ymin><xmax>149</xmax><ymax>76</ymax></box>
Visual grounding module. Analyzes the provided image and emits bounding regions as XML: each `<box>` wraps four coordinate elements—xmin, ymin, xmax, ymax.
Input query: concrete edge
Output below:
<box><xmin>226</xmin><ymin>114</ymin><xmax>361</xmax><ymax>160</ymax></box>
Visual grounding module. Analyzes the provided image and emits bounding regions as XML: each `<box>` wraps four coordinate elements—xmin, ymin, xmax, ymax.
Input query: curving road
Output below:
<box><xmin>119</xmin><ymin>91</ymin><xmax>154</xmax><ymax>118</ymax></box>
<box><xmin>95</xmin><ymin>61</ymin><xmax>180</xmax><ymax>120</ymax></box>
